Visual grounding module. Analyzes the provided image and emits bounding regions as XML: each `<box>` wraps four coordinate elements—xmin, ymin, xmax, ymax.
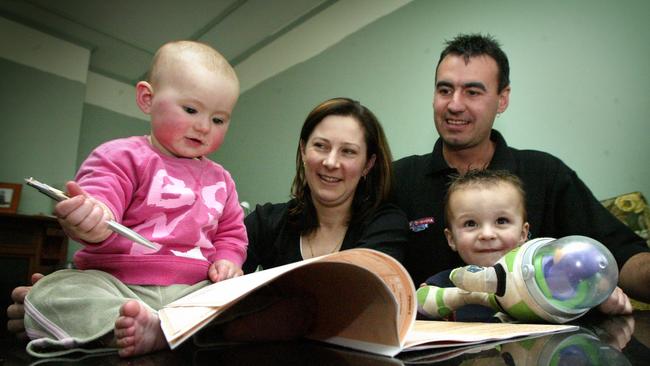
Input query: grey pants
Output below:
<box><xmin>24</xmin><ymin>269</ymin><xmax>209</xmax><ymax>358</ymax></box>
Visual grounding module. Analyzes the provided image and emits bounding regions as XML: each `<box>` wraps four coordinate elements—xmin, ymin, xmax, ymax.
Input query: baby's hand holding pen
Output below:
<box><xmin>54</xmin><ymin>181</ymin><xmax>114</xmax><ymax>243</ymax></box>
<box><xmin>27</xmin><ymin>177</ymin><xmax>157</xmax><ymax>249</ymax></box>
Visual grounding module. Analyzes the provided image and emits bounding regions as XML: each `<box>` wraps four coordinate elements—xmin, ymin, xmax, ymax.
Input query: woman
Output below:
<box><xmin>243</xmin><ymin>97</ymin><xmax>408</xmax><ymax>272</ymax></box>
<box><xmin>8</xmin><ymin>97</ymin><xmax>409</xmax><ymax>342</ymax></box>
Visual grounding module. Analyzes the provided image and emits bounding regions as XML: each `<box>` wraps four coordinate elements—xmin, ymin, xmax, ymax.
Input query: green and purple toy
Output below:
<box><xmin>417</xmin><ymin>236</ymin><xmax>619</xmax><ymax>323</ymax></box>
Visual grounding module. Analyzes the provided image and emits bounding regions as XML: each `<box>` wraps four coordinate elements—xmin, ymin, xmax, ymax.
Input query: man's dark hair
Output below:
<box><xmin>436</xmin><ymin>33</ymin><xmax>510</xmax><ymax>93</ymax></box>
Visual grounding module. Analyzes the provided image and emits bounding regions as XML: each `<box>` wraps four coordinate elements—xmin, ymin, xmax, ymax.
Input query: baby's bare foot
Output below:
<box><xmin>114</xmin><ymin>300</ymin><xmax>167</xmax><ymax>357</ymax></box>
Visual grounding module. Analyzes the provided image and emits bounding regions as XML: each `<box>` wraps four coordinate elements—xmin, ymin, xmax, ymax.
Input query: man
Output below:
<box><xmin>393</xmin><ymin>33</ymin><xmax>650</xmax><ymax>304</ymax></box>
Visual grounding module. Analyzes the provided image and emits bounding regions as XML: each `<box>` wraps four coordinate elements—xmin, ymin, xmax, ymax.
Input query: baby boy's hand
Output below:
<box><xmin>54</xmin><ymin>181</ymin><xmax>114</xmax><ymax>243</ymax></box>
<box><xmin>209</xmin><ymin>259</ymin><xmax>243</xmax><ymax>283</ymax></box>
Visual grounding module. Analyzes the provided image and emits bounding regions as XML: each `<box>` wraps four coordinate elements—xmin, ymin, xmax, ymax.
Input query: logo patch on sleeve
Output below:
<box><xmin>409</xmin><ymin>217</ymin><xmax>435</xmax><ymax>232</ymax></box>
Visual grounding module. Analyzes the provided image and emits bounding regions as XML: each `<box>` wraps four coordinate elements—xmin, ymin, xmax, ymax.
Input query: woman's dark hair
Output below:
<box><xmin>289</xmin><ymin>97</ymin><xmax>394</xmax><ymax>235</ymax></box>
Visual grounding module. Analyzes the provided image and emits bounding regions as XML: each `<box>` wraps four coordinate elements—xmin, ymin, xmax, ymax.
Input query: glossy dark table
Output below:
<box><xmin>2</xmin><ymin>311</ymin><xmax>649</xmax><ymax>365</ymax></box>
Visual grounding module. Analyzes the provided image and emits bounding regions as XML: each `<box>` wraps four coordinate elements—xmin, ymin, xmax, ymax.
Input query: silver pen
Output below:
<box><xmin>25</xmin><ymin>177</ymin><xmax>157</xmax><ymax>250</ymax></box>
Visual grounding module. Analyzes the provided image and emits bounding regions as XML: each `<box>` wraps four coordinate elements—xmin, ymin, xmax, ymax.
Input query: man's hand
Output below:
<box><xmin>208</xmin><ymin>259</ymin><xmax>243</xmax><ymax>282</ymax></box>
<box><xmin>587</xmin><ymin>315</ymin><xmax>635</xmax><ymax>351</ymax></box>
<box><xmin>619</xmin><ymin>252</ymin><xmax>650</xmax><ymax>303</ymax></box>
<box><xmin>6</xmin><ymin>273</ymin><xmax>44</xmax><ymax>341</ymax></box>
<box><xmin>597</xmin><ymin>286</ymin><xmax>633</xmax><ymax>315</ymax></box>
<box><xmin>54</xmin><ymin>181</ymin><xmax>113</xmax><ymax>243</ymax></box>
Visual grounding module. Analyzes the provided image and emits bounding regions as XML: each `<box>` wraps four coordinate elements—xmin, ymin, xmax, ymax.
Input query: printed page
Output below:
<box><xmin>398</xmin><ymin>333</ymin><xmax>552</xmax><ymax>363</ymax></box>
<box><xmin>236</xmin><ymin>249</ymin><xmax>415</xmax><ymax>356</ymax></box>
<box><xmin>165</xmin><ymin>257</ymin><xmax>321</xmax><ymax>307</ymax></box>
<box><xmin>281</xmin><ymin>261</ymin><xmax>402</xmax><ymax>356</ymax></box>
<box><xmin>160</xmin><ymin>306</ymin><xmax>223</xmax><ymax>348</ymax></box>
<box><xmin>316</xmin><ymin>249</ymin><xmax>417</xmax><ymax>345</ymax></box>
<box><xmin>159</xmin><ymin>258</ymin><xmax>322</xmax><ymax>348</ymax></box>
<box><xmin>402</xmin><ymin>320</ymin><xmax>578</xmax><ymax>351</ymax></box>
<box><xmin>159</xmin><ymin>249</ymin><xmax>413</xmax><ymax>353</ymax></box>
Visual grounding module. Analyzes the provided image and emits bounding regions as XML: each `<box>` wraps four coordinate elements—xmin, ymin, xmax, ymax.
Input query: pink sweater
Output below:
<box><xmin>72</xmin><ymin>136</ymin><xmax>248</xmax><ymax>285</ymax></box>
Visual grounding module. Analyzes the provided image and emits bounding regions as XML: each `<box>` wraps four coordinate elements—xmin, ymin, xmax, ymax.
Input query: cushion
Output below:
<box><xmin>600</xmin><ymin>191</ymin><xmax>650</xmax><ymax>309</ymax></box>
<box><xmin>600</xmin><ymin>191</ymin><xmax>650</xmax><ymax>247</ymax></box>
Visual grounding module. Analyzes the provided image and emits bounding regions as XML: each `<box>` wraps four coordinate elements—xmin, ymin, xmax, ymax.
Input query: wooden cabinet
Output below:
<box><xmin>0</xmin><ymin>213</ymin><xmax>69</xmax><ymax>338</ymax></box>
<box><xmin>0</xmin><ymin>212</ymin><xmax>68</xmax><ymax>281</ymax></box>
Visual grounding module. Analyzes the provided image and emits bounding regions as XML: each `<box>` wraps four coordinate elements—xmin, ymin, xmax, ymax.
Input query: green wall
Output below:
<box><xmin>217</xmin><ymin>0</ymin><xmax>650</xmax><ymax>208</ymax></box>
<box><xmin>77</xmin><ymin>104</ymin><xmax>150</xmax><ymax>167</ymax></box>
<box><xmin>0</xmin><ymin>58</ymin><xmax>84</xmax><ymax>215</ymax></box>
<box><xmin>0</xmin><ymin>59</ymin><xmax>148</xmax><ymax>262</ymax></box>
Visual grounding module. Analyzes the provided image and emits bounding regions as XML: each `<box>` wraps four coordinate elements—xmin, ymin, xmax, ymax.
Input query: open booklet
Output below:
<box><xmin>158</xmin><ymin>248</ymin><xmax>577</xmax><ymax>357</ymax></box>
